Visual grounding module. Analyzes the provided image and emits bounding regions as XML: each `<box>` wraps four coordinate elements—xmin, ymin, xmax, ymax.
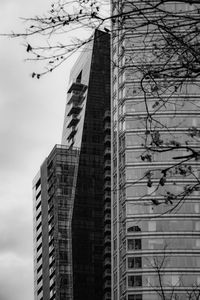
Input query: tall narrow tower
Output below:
<box><xmin>33</xmin><ymin>30</ymin><xmax>111</xmax><ymax>300</ymax></box>
<box><xmin>111</xmin><ymin>1</ymin><xmax>200</xmax><ymax>300</ymax></box>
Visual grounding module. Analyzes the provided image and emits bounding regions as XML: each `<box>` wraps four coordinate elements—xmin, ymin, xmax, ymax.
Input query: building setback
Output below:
<box><xmin>111</xmin><ymin>1</ymin><xmax>200</xmax><ymax>300</ymax></box>
<box><xmin>33</xmin><ymin>30</ymin><xmax>111</xmax><ymax>300</ymax></box>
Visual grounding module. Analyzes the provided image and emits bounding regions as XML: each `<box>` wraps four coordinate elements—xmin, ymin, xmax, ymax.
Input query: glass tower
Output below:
<box><xmin>111</xmin><ymin>2</ymin><xmax>200</xmax><ymax>300</ymax></box>
<box><xmin>33</xmin><ymin>30</ymin><xmax>111</xmax><ymax>300</ymax></box>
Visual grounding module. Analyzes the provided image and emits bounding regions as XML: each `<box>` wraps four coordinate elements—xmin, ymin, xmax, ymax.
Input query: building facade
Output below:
<box><xmin>33</xmin><ymin>145</ymin><xmax>79</xmax><ymax>300</ymax></box>
<box><xmin>33</xmin><ymin>30</ymin><xmax>111</xmax><ymax>300</ymax></box>
<box><xmin>111</xmin><ymin>1</ymin><xmax>200</xmax><ymax>300</ymax></box>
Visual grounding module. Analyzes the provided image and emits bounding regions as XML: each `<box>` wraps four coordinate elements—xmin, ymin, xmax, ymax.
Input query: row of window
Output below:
<box><xmin>126</xmin><ymin>220</ymin><xmax>200</xmax><ymax>233</ymax></box>
<box><xmin>128</xmin><ymin>295</ymin><xmax>142</xmax><ymax>300</ymax></box>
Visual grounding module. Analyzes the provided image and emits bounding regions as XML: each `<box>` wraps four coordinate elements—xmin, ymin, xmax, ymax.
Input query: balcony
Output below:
<box><xmin>37</xmin><ymin>279</ymin><xmax>43</xmax><ymax>292</ymax></box>
<box><xmin>67</xmin><ymin>90</ymin><xmax>85</xmax><ymax>105</ymax></box>
<box><xmin>104</xmin><ymin>148</ymin><xmax>111</xmax><ymax>157</ymax></box>
<box><xmin>104</xmin><ymin>110</ymin><xmax>111</xmax><ymax>120</ymax></box>
<box><xmin>104</xmin><ymin>191</ymin><xmax>111</xmax><ymax>202</ymax></box>
<box><xmin>67</xmin><ymin>79</ymin><xmax>87</xmax><ymax>94</ymax></box>
<box><xmin>103</xmin><ymin>292</ymin><xmax>111</xmax><ymax>300</ymax></box>
<box><xmin>104</xmin><ymin>170</ymin><xmax>111</xmax><ymax>180</ymax></box>
<box><xmin>36</xmin><ymin>225</ymin><xmax>42</xmax><ymax>237</ymax></box>
<box><xmin>104</xmin><ymin>246</ymin><xmax>111</xmax><ymax>257</ymax></box>
<box><xmin>49</xmin><ymin>254</ymin><xmax>55</xmax><ymax>265</ymax></box>
<box><xmin>36</xmin><ymin>245</ymin><xmax>42</xmax><ymax>258</ymax></box>
<box><xmin>103</xmin><ymin>269</ymin><xmax>111</xmax><ymax>278</ymax></box>
<box><xmin>67</xmin><ymin>102</ymin><xmax>82</xmax><ymax>116</ymax></box>
<box><xmin>104</xmin><ymin>212</ymin><xmax>111</xmax><ymax>219</ymax></box>
<box><xmin>48</xmin><ymin>213</ymin><xmax>54</xmax><ymax>224</ymax></box>
<box><xmin>104</xmin><ymin>257</ymin><xmax>111</xmax><ymax>266</ymax></box>
<box><xmin>49</xmin><ymin>234</ymin><xmax>54</xmax><ymax>244</ymax></box>
<box><xmin>104</xmin><ymin>181</ymin><xmax>111</xmax><ymax>191</ymax></box>
<box><xmin>67</xmin><ymin>126</ymin><xmax>77</xmax><ymax>141</ymax></box>
<box><xmin>104</xmin><ymin>135</ymin><xmax>111</xmax><ymax>145</ymax></box>
<box><xmin>104</xmin><ymin>296</ymin><xmax>111</xmax><ymax>300</ymax></box>
<box><xmin>103</xmin><ymin>280</ymin><xmax>111</xmax><ymax>290</ymax></box>
<box><xmin>104</xmin><ymin>122</ymin><xmax>111</xmax><ymax>132</ymax></box>
<box><xmin>36</xmin><ymin>215</ymin><xmax>42</xmax><ymax>228</ymax></box>
<box><xmin>104</xmin><ymin>160</ymin><xmax>111</xmax><ymax>170</ymax></box>
<box><xmin>104</xmin><ymin>235</ymin><xmax>111</xmax><ymax>244</ymax></box>
<box><xmin>104</xmin><ymin>202</ymin><xmax>111</xmax><ymax>211</ymax></box>
<box><xmin>66</xmin><ymin>114</ymin><xmax>79</xmax><ymax>128</ymax></box>
<box><xmin>37</xmin><ymin>267</ymin><xmax>43</xmax><ymax>280</ymax></box>
<box><xmin>49</xmin><ymin>244</ymin><xmax>54</xmax><ymax>255</ymax></box>
<box><xmin>104</xmin><ymin>224</ymin><xmax>111</xmax><ymax>234</ymax></box>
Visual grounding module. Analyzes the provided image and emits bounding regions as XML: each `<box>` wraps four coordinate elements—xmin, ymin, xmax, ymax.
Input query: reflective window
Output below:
<box><xmin>127</xmin><ymin>239</ymin><xmax>141</xmax><ymax>250</ymax></box>
<box><xmin>128</xmin><ymin>275</ymin><xmax>142</xmax><ymax>287</ymax></box>
<box><xmin>128</xmin><ymin>257</ymin><xmax>142</xmax><ymax>269</ymax></box>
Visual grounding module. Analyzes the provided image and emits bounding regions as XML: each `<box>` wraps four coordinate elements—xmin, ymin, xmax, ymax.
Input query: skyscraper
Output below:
<box><xmin>111</xmin><ymin>1</ymin><xmax>200</xmax><ymax>300</ymax></box>
<box><xmin>33</xmin><ymin>146</ymin><xmax>79</xmax><ymax>300</ymax></box>
<box><xmin>33</xmin><ymin>30</ymin><xmax>110</xmax><ymax>300</ymax></box>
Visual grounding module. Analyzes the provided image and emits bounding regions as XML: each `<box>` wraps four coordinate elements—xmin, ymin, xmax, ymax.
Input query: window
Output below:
<box><xmin>127</xmin><ymin>204</ymin><xmax>144</xmax><ymax>215</ymax></box>
<box><xmin>195</xmin><ymin>222</ymin><xmax>200</xmax><ymax>231</ymax></box>
<box><xmin>195</xmin><ymin>203</ymin><xmax>199</xmax><ymax>213</ymax></box>
<box><xmin>148</xmin><ymin>221</ymin><xmax>156</xmax><ymax>231</ymax></box>
<box><xmin>172</xmin><ymin>275</ymin><xmax>179</xmax><ymax>286</ymax></box>
<box><xmin>128</xmin><ymin>275</ymin><xmax>142</xmax><ymax>287</ymax></box>
<box><xmin>128</xmin><ymin>239</ymin><xmax>141</xmax><ymax>250</ymax></box>
<box><xmin>196</xmin><ymin>239</ymin><xmax>200</xmax><ymax>248</ymax></box>
<box><xmin>127</xmin><ymin>225</ymin><xmax>141</xmax><ymax>232</ymax></box>
<box><xmin>128</xmin><ymin>295</ymin><xmax>142</xmax><ymax>300</ymax></box>
<box><xmin>128</xmin><ymin>257</ymin><xmax>142</xmax><ymax>269</ymax></box>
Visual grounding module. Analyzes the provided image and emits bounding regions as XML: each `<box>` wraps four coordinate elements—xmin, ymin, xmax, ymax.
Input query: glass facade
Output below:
<box><xmin>33</xmin><ymin>30</ymin><xmax>111</xmax><ymax>300</ymax></box>
<box><xmin>111</xmin><ymin>1</ymin><xmax>200</xmax><ymax>300</ymax></box>
<box><xmin>33</xmin><ymin>145</ymin><xmax>79</xmax><ymax>300</ymax></box>
<box><xmin>61</xmin><ymin>29</ymin><xmax>111</xmax><ymax>300</ymax></box>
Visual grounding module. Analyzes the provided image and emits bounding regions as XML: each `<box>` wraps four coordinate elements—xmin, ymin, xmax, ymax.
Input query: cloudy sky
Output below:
<box><xmin>0</xmin><ymin>1</ymin><xmax>77</xmax><ymax>299</ymax></box>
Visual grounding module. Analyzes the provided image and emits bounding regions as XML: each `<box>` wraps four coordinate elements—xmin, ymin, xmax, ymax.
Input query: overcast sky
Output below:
<box><xmin>0</xmin><ymin>1</ymin><xmax>77</xmax><ymax>299</ymax></box>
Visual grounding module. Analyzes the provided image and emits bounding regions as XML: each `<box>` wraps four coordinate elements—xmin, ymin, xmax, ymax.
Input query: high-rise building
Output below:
<box><xmin>111</xmin><ymin>1</ymin><xmax>200</xmax><ymax>300</ymax></box>
<box><xmin>33</xmin><ymin>30</ymin><xmax>111</xmax><ymax>300</ymax></box>
<box><xmin>33</xmin><ymin>146</ymin><xmax>79</xmax><ymax>300</ymax></box>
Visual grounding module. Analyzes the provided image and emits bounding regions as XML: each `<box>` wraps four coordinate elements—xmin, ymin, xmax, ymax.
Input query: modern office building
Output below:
<box><xmin>33</xmin><ymin>30</ymin><xmax>111</xmax><ymax>300</ymax></box>
<box><xmin>111</xmin><ymin>1</ymin><xmax>200</xmax><ymax>300</ymax></box>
